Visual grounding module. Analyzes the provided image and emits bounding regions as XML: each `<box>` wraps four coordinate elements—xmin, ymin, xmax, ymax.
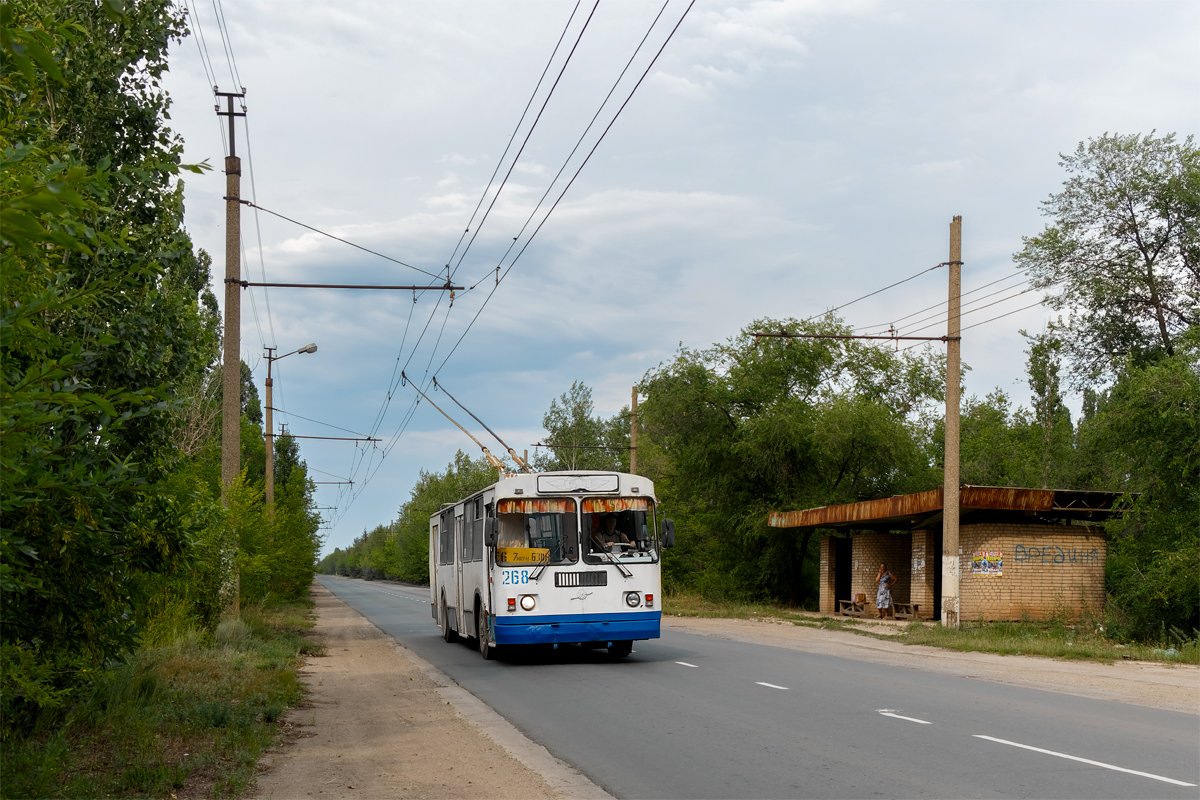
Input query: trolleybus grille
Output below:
<box><xmin>555</xmin><ymin>571</ymin><xmax>608</xmax><ymax>588</ymax></box>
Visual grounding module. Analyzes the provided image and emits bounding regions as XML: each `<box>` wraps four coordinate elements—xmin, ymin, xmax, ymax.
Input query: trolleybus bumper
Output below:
<box><xmin>493</xmin><ymin>611</ymin><xmax>661</xmax><ymax>645</ymax></box>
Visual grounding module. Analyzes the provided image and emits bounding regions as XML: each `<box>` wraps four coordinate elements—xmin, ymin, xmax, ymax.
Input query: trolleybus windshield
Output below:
<box><xmin>495</xmin><ymin>498</ymin><xmax>579</xmax><ymax>566</ymax></box>
<box><xmin>583</xmin><ymin>497</ymin><xmax>659</xmax><ymax>564</ymax></box>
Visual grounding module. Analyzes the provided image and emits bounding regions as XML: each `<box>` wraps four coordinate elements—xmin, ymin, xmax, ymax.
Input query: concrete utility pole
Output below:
<box><xmin>263</xmin><ymin>343</ymin><xmax>318</xmax><ymax>523</ymax></box>
<box><xmin>218</xmin><ymin>90</ymin><xmax>246</xmax><ymax>500</ymax></box>
<box><xmin>942</xmin><ymin>215</ymin><xmax>963</xmax><ymax>627</ymax></box>
<box><xmin>630</xmin><ymin>386</ymin><xmax>638</xmax><ymax>475</ymax></box>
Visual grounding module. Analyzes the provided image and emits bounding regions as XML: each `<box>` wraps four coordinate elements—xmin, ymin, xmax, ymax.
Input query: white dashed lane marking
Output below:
<box><xmin>755</xmin><ymin>682</ymin><xmax>788</xmax><ymax>690</ymax></box>
<box><xmin>878</xmin><ymin>710</ymin><xmax>932</xmax><ymax>724</ymax></box>
<box><xmin>974</xmin><ymin>735</ymin><xmax>1197</xmax><ymax>787</ymax></box>
<box><xmin>675</xmin><ymin>661</ymin><xmax>699</xmax><ymax>668</ymax></box>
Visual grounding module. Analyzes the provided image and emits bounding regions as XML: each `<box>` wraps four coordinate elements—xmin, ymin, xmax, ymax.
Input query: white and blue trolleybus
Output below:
<box><xmin>430</xmin><ymin>471</ymin><xmax>674</xmax><ymax>659</ymax></box>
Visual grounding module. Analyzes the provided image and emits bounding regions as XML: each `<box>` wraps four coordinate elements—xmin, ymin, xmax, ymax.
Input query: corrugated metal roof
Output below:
<box><xmin>767</xmin><ymin>486</ymin><xmax>1125</xmax><ymax>529</ymax></box>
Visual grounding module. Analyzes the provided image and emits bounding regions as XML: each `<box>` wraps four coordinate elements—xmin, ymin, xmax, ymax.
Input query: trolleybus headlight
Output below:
<box><xmin>625</xmin><ymin>591</ymin><xmax>641</xmax><ymax>608</ymax></box>
<box><xmin>507</xmin><ymin>597</ymin><xmax>516</xmax><ymax>612</ymax></box>
<box><xmin>520</xmin><ymin>595</ymin><xmax>536</xmax><ymax>611</ymax></box>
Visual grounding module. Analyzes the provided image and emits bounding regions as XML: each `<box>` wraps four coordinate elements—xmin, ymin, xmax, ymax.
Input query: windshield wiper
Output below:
<box><xmin>593</xmin><ymin>548</ymin><xmax>633</xmax><ymax>578</ymax></box>
<box><xmin>530</xmin><ymin>550</ymin><xmax>551</xmax><ymax>582</ymax></box>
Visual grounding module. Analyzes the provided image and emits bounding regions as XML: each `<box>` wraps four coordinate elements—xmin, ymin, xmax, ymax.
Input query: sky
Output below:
<box><xmin>161</xmin><ymin>0</ymin><xmax>1200</xmax><ymax>556</ymax></box>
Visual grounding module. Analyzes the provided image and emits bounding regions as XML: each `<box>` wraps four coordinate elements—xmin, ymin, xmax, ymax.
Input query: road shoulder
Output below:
<box><xmin>250</xmin><ymin>583</ymin><xmax>612</xmax><ymax>800</ymax></box>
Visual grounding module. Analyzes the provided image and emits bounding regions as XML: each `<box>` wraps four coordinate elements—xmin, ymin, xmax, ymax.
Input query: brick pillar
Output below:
<box><xmin>910</xmin><ymin>529</ymin><xmax>936</xmax><ymax>620</ymax></box>
<box><xmin>819</xmin><ymin>536</ymin><xmax>836</xmax><ymax>614</ymax></box>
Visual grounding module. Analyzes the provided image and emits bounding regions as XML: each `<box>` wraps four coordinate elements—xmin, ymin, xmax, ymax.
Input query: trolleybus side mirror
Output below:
<box><xmin>662</xmin><ymin>519</ymin><xmax>675</xmax><ymax>548</ymax></box>
<box><xmin>486</xmin><ymin>517</ymin><xmax>498</xmax><ymax>547</ymax></box>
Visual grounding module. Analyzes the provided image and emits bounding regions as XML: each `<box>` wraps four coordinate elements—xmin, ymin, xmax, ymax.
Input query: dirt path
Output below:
<box><xmin>251</xmin><ymin>587</ymin><xmax>1197</xmax><ymax>799</ymax></box>
<box><xmin>666</xmin><ymin>615</ymin><xmax>1199</xmax><ymax>715</ymax></box>
<box><xmin>249</xmin><ymin>584</ymin><xmax>611</xmax><ymax>800</ymax></box>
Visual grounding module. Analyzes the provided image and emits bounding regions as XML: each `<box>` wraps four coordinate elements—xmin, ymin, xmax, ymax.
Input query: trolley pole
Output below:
<box><xmin>942</xmin><ymin>215</ymin><xmax>963</xmax><ymax>627</ymax></box>
<box><xmin>630</xmin><ymin>386</ymin><xmax>638</xmax><ymax>475</ymax></box>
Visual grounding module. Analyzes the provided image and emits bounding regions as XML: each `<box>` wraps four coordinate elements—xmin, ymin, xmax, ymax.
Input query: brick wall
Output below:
<box><xmin>957</xmin><ymin>523</ymin><xmax>1105</xmax><ymax>621</ymax></box>
<box><xmin>851</xmin><ymin>533</ymin><xmax>911</xmax><ymax>616</ymax></box>
<box><xmin>910</xmin><ymin>529</ymin><xmax>936</xmax><ymax>620</ymax></box>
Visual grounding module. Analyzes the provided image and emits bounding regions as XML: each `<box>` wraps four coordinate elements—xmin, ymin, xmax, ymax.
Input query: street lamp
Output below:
<box><xmin>265</xmin><ymin>343</ymin><xmax>317</xmax><ymax>520</ymax></box>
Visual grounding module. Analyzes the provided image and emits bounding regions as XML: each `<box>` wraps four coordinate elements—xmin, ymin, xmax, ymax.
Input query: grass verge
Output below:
<box><xmin>1</xmin><ymin>600</ymin><xmax>324</xmax><ymax>799</ymax></box>
<box><xmin>662</xmin><ymin>591</ymin><xmax>1198</xmax><ymax>665</ymax></box>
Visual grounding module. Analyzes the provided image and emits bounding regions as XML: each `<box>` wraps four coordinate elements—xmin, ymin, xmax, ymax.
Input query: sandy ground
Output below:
<box><xmin>251</xmin><ymin>586</ymin><xmax>1197</xmax><ymax>800</ymax></box>
<box><xmin>250</xmin><ymin>584</ymin><xmax>611</xmax><ymax>800</ymax></box>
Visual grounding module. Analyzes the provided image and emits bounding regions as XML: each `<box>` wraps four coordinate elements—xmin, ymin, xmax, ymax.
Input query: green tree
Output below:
<box><xmin>535</xmin><ymin>381</ymin><xmax>628</xmax><ymax>471</ymax></box>
<box><xmin>638</xmin><ymin>317</ymin><xmax>943</xmax><ymax>604</ymax></box>
<box><xmin>1015</xmin><ymin>132</ymin><xmax>1199</xmax><ymax>386</ymax></box>
<box><xmin>1</xmin><ymin>0</ymin><xmax>219</xmax><ymax>734</ymax></box>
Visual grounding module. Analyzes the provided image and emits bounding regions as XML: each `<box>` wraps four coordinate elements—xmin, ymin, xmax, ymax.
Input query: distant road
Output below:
<box><xmin>317</xmin><ymin>575</ymin><xmax>1199</xmax><ymax>799</ymax></box>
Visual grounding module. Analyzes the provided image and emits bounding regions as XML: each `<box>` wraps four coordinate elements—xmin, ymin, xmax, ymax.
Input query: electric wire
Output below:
<box><xmin>341</xmin><ymin>0</ymin><xmax>699</xmax><ymax>518</ymax></box>
<box><xmin>429</xmin><ymin>0</ymin><xmax>700</xmax><ymax>378</ymax></box>
<box><xmin>897</xmin><ymin>285</ymin><xmax>1040</xmax><ymax>339</ymax></box>
<box><xmin>463</xmin><ymin>0</ymin><xmax>673</xmax><ymax>294</ymax></box>
<box><xmin>269</xmin><ymin>409</ymin><xmax>369</xmax><ymax>438</ymax></box>
<box><xmin>448</xmin><ymin>1</ymin><xmax>601</xmax><ymax>283</ymax></box>
<box><xmin>242</xmin><ymin>201</ymin><xmax>440</xmax><ymax>279</ymax></box>
<box><xmin>209</xmin><ymin>0</ymin><xmax>239</xmax><ymax>88</ymax></box>
<box><xmin>342</xmin><ymin>0</ymin><xmax>702</xmax><ymax>507</ymax></box>
<box><xmin>181</xmin><ymin>0</ymin><xmax>228</xmax><ymax>154</ymax></box>
<box><xmin>859</xmin><ymin>279</ymin><xmax>1035</xmax><ymax>337</ymax></box>
<box><xmin>442</xmin><ymin>0</ymin><xmax>584</xmax><ymax>271</ymax></box>
<box><xmin>212</xmin><ymin>0</ymin><xmax>243</xmax><ymax>89</ymax></box>
<box><xmin>242</xmin><ymin>115</ymin><xmax>278</xmax><ymax>350</ymax></box>
<box><xmin>854</xmin><ymin>268</ymin><xmax>1030</xmax><ymax>333</ymax></box>
<box><xmin>804</xmin><ymin>262</ymin><xmax>946</xmax><ymax>324</ymax></box>
<box><xmin>898</xmin><ymin>298</ymin><xmax>1047</xmax><ymax>352</ymax></box>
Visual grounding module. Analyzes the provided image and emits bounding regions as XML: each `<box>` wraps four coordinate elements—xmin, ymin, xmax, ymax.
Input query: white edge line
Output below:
<box><xmin>879</xmin><ymin>711</ymin><xmax>932</xmax><ymax>724</ymax></box>
<box><xmin>755</xmin><ymin>681</ymin><xmax>789</xmax><ymax>690</ymax></box>
<box><xmin>973</xmin><ymin>735</ymin><xmax>1197</xmax><ymax>787</ymax></box>
<box><xmin>675</xmin><ymin>661</ymin><xmax>699</xmax><ymax>668</ymax></box>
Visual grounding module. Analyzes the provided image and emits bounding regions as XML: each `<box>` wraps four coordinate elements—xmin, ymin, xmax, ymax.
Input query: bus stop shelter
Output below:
<box><xmin>768</xmin><ymin>486</ymin><xmax>1125</xmax><ymax>622</ymax></box>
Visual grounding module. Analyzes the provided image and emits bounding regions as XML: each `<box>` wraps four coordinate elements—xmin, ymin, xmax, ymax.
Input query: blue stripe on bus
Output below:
<box><xmin>493</xmin><ymin>611</ymin><xmax>661</xmax><ymax>645</ymax></box>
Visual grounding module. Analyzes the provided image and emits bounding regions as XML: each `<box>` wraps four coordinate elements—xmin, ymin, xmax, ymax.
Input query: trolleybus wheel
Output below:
<box><xmin>477</xmin><ymin>607</ymin><xmax>496</xmax><ymax>660</ymax></box>
<box><xmin>607</xmin><ymin>640</ymin><xmax>633</xmax><ymax>658</ymax></box>
<box><xmin>440</xmin><ymin>596</ymin><xmax>456</xmax><ymax>643</ymax></box>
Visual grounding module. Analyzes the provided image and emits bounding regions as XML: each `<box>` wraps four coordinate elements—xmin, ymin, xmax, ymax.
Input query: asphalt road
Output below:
<box><xmin>316</xmin><ymin>575</ymin><xmax>1199</xmax><ymax>799</ymax></box>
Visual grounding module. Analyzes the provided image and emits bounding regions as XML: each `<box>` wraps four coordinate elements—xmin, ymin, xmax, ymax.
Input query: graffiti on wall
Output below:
<box><xmin>1013</xmin><ymin>544</ymin><xmax>1100</xmax><ymax>565</ymax></box>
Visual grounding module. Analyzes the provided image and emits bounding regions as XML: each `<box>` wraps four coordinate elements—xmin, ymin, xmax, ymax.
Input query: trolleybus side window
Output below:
<box><xmin>583</xmin><ymin>498</ymin><xmax>659</xmax><ymax>564</ymax></box>
<box><xmin>438</xmin><ymin>511</ymin><xmax>454</xmax><ymax>565</ymax></box>
<box><xmin>494</xmin><ymin>498</ymin><xmax>578</xmax><ymax>566</ymax></box>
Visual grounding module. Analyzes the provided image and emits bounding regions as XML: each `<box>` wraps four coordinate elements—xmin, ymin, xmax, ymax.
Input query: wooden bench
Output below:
<box><xmin>838</xmin><ymin>593</ymin><xmax>867</xmax><ymax>617</ymax></box>
<box><xmin>892</xmin><ymin>602</ymin><xmax>920</xmax><ymax>620</ymax></box>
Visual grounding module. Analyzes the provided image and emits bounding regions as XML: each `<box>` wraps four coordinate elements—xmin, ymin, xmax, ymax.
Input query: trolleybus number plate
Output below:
<box><xmin>500</xmin><ymin>569</ymin><xmax>533</xmax><ymax>586</ymax></box>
